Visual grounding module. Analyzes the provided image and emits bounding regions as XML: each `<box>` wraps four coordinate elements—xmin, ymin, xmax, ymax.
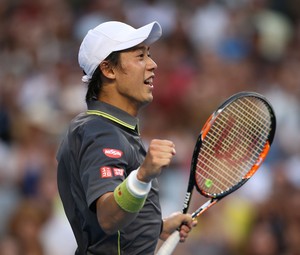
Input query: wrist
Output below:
<box><xmin>127</xmin><ymin>169</ymin><xmax>152</xmax><ymax>198</ymax></box>
<box><xmin>113</xmin><ymin>169</ymin><xmax>152</xmax><ymax>213</ymax></box>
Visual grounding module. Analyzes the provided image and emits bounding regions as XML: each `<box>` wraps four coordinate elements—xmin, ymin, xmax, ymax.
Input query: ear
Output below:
<box><xmin>99</xmin><ymin>61</ymin><xmax>115</xmax><ymax>79</ymax></box>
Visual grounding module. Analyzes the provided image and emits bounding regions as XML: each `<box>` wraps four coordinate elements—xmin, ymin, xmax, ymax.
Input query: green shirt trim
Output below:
<box><xmin>118</xmin><ymin>230</ymin><xmax>121</xmax><ymax>255</ymax></box>
<box><xmin>86</xmin><ymin>110</ymin><xmax>136</xmax><ymax>131</ymax></box>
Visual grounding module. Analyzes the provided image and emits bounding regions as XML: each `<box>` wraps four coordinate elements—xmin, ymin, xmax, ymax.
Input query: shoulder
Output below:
<box><xmin>70</xmin><ymin>112</ymin><xmax>119</xmax><ymax>135</ymax></box>
<box><xmin>71</xmin><ymin>113</ymin><xmax>131</xmax><ymax>149</ymax></box>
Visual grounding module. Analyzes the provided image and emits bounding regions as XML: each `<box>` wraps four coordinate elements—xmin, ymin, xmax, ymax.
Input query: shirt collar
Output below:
<box><xmin>86</xmin><ymin>101</ymin><xmax>139</xmax><ymax>132</ymax></box>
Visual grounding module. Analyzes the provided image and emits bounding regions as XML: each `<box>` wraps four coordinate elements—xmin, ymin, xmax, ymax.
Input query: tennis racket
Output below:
<box><xmin>156</xmin><ymin>91</ymin><xmax>276</xmax><ymax>255</ymax></box>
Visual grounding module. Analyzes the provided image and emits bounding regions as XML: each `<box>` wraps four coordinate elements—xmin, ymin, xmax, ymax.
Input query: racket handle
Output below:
<box><xmin>156</xmin><ymin>230</ymin><xmax>180</xmax><ymax>255</ymax></box>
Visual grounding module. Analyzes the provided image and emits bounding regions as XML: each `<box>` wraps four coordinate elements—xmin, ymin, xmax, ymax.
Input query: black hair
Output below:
<box><xmin>85</xmin><ymin>51</ymin><xmax>121</xmax><ymax>103</ymax></box>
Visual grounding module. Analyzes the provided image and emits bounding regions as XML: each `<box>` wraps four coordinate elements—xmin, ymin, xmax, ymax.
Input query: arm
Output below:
<box><xmin>96</xmin><ymin>139</ymin><xmax>176</xmax><ymax>235</ymax></box>
<box><xmin>96</xmin><ymin>191</ymin><xmax>137</xmax><ymax>235</ymax></box>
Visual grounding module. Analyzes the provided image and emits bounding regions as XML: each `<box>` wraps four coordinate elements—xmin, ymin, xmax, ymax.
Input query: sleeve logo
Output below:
<box><xmin>100</xmin><ymin>167</ymin><xmax>124</xmax><ymax>178</ymax></box>
<box><xmin>100</xmin><ymin>167</ymin><xmax>113</xmax><ymax>178</ymax></box>
<box><xmin>103</xmin><ymin>148</ymin><xmax>123</xmax><ymax>158</ymax></box>
<box><xmin>113</xmin><ymin>168</ymin><xmax>124</xmax><ymax>176</ymax></box>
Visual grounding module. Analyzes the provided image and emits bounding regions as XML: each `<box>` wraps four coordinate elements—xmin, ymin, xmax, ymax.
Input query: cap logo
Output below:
<box><xmin>103</xmin><ymin>148</ymin><xmax>123</xmax><ymax>158</ymax></box>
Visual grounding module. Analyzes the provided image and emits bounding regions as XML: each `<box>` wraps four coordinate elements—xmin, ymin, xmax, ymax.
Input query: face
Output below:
<box><xmin>113</xmin><ymin>44</ymin><xmax>158</xmax><ymax>112</ymax></box>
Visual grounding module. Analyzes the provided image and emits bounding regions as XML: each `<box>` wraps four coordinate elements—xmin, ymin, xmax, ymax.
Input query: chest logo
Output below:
<box><xmin>103</xmin><ymin>148</ymin><xmax>123</xmax><ymax>158</ymax></box>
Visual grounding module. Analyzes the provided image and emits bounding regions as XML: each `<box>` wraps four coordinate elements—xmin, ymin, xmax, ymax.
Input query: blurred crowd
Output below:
<box><xmin>0</xmin><ymin>0</ymin><xmax>300</xmax><ymax>254</ymax></box>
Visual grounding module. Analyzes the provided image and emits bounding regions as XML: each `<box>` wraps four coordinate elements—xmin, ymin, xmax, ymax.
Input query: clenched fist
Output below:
<box><xmin>137</xmin><ymin>139</ymin><xmax>176</xmax><ymax>183</ymax></box>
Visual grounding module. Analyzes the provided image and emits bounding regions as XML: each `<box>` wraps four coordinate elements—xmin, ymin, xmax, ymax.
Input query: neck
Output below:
<box><xmin>98</xmin><ymin>96</ymin><xmax>140</xmax><ymax>117</ymax></box>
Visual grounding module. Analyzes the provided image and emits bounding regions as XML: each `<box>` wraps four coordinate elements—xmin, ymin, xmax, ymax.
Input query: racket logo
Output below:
<box><xmin>183</xmin><ymin>192</ymin><xmax>191</xmax><ymax>210</ymax></box>
<box><xmin>213</xmin><ymin>116</ymin><xmax>260</xmax><ymax>167</ymax></box>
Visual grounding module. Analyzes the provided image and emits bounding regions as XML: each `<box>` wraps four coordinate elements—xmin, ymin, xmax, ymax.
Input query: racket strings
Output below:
<box><xmin>196</xmin><ymin>97</ymin><xmax>272</xmax><ymax>195</ymax></box>
<box><xmin>196</xmin><ymin>155</ymin><xmax>236</xmax><ymax>193</ymax></box>
<box><xmin>206</xmin><ymin>115</ymin><xmax>267</xmax><ymax>169</ymax></box>
<box><xmin>200</xmin><ymin>140</ymin><xmax>251</xmax><ymax>181</ymax></box>
<box><xmin>229</xmin><ymin>99</ymin><xmax>270</xmax><ymax>134</ymax></box>
<box><xmin>200</xmin><ymin>115</ymin><xmax>268</xmax><ymax>185</ymax></box>
<box><xmin>213</xmin><ymin>106</ymin><xmax>270</xmax><ymax>160</ymax></box>
<box><xmin>202</xmin><ymin>106</ymin><xmax>269</xmax><ymax>179</ymax></box>
<box><xmin>231</xmin><ymin>99</ymin><xmax>271</xmax><ymax>136</ymax></box>
<box><xmin>238</xmin><ymin>99</ymin><xmax>272</xmax><ymax>129</ymax></box>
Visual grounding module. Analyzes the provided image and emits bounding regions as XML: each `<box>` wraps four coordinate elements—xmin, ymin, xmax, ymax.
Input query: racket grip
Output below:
<box><xmin>156</xmin><ymin>230</ymin><xmax>180</xmax><ymax>255</ymax></box>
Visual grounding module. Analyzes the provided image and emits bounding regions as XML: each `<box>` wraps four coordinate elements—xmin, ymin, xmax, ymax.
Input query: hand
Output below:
<box><xmin>137</xmin><ymin>139</ymin><xmax>176</xmax><ymax>183</ymax></box>
<box><xmin>160</xmin><ymin>212</ymin><xmax>197</xmax><ymax>243</ymax></box>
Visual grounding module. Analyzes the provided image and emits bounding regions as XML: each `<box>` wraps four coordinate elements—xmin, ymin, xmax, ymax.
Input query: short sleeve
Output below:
<box><xmin>78</xmin><ymin>119</ymin><xmax>132</xmax><ymax>209</ymax></box>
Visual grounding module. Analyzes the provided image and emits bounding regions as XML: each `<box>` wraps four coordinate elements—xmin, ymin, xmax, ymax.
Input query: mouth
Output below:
<box><xmin>144</xmin><ymin>76</ymin><xmax>154</xmax><ymax>87</ymax></box>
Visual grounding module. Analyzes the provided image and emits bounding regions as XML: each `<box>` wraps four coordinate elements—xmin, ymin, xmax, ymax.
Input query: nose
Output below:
<box><xmin>147</xmin><ymin>57</ymin><xmax>158</xmax><ymax>70</ymax></box>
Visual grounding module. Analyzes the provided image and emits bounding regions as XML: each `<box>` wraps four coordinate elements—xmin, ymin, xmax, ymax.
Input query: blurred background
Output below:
<box><xmin>0</xmin><ymin>0</ymin><xmax>300</xmax><ymax>254</ymax></box>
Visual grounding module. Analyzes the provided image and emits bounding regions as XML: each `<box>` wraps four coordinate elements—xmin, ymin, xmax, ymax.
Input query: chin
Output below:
<box><xmin>140</xmin><ymin>97</ymin><xmax>153</xmax><ymax>108</ymax></box>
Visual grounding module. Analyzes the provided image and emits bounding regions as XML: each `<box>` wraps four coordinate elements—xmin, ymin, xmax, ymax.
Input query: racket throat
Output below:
<box><xmin>192</xmin><ymin>199</ymin><xmax>218</xmax><ymax>218</ymax></box>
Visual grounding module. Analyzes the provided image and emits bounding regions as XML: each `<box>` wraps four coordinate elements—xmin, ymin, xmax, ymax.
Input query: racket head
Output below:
<box><xmin>191</xmin><ymin>91</ymin><xmax>276</xmax><ymax>200</ymax></box>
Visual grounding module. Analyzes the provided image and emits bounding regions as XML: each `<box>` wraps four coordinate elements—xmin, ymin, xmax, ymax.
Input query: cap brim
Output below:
<box><xmin>114</xmin><ymin>21</ymin><xmax>162</xmax><ymax>51</ymax></box>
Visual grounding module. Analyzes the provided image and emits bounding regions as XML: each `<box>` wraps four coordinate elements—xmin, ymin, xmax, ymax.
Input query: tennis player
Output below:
<box><xmin>56</xmin><ymin>21</ymin><xmax>196</xmax><ymax>255</ymax></box>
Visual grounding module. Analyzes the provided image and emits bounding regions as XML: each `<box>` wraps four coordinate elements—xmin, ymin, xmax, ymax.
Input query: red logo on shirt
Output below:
<box><xmin>113</xmin><ymin>168</ymin><xmax>124</xmax><ymax>176</ymax></box>
<box><xmin>103</xmin><ymin>148</ymin><xmax>123</xmax><ymax>158</ymax></box>
<box><xmin>100</xmin><ymin>167</ymin><xmax>113</xmax><ymax>178</ymax></box>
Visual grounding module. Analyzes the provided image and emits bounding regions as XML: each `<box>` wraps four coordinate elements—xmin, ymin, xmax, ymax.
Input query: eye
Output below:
<box><xmin>134</xmin><ymin>47</ymin><xmax>151</xmax><ymax>59</ymax></box>
<box><xmin>137</xmin><ymin>52</ymin><xmax>151</xmax><ymax>59</ymax></box>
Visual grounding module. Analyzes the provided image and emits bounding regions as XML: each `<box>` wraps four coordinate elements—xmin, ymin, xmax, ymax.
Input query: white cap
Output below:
<box><xmin>78</xmin><ymin>21</ymin><xmax>162</xmax><ymax>83</ymax></box>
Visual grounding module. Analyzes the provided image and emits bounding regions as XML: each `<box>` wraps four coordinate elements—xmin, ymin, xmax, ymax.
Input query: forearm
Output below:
<box><xmin>96</xmin><ymin>192</ymin><xmax>137</xmax><ymax>235</ymax></box>
<box><xmin>96</xmin><ymin>170</ymin><xmax>151</xmax><ymax>235</ymax></box>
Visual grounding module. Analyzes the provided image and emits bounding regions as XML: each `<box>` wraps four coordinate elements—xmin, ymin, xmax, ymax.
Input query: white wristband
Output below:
<box><xmin>126</xmin><ymin>169</ymin><xmax>152</xmax><ymax>198</ymax></box>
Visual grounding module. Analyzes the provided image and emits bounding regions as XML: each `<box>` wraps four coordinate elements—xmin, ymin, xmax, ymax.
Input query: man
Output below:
<box><xmin>57</xmin><ymin>21</ymin><xmax>196</xmax><ymax>255</ymax></box>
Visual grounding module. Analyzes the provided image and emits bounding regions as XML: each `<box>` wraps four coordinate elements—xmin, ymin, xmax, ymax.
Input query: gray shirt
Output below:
<box><xmin>57</xmin><ymin>101</ymin><xmax>162</xmax><ymax>255</ymax></box>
